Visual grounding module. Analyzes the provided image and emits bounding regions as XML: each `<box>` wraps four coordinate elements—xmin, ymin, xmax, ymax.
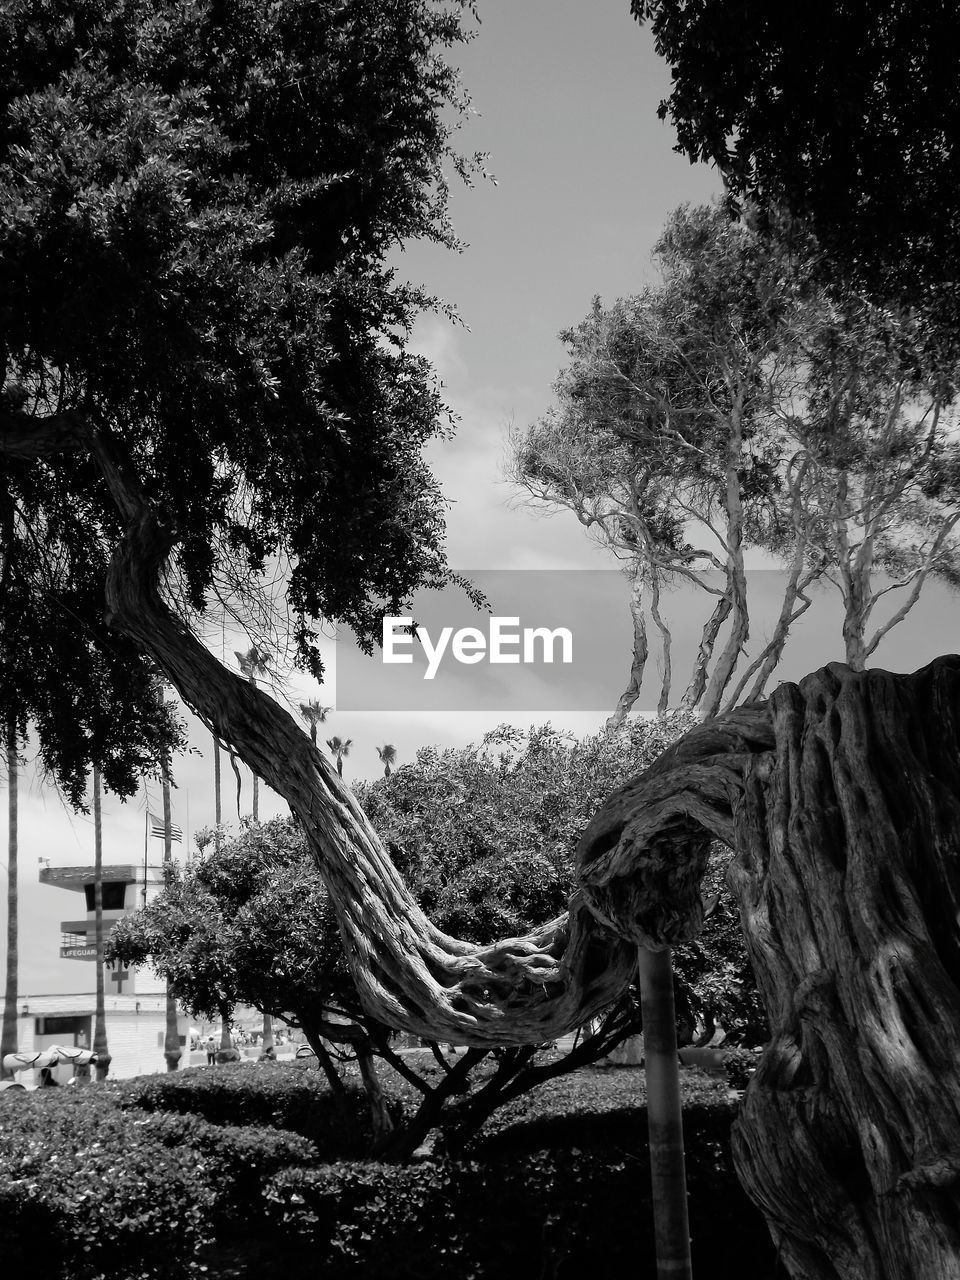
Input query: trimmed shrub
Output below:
<box><xmin>264</xmin><ymin>1145</ymin><xmax>774</xmax><ymax>1279</ymax></box>
<box><xmin>0</xmin><ymin>1088</ymin><xmax>215</xmax><ymax>1279</ymax></box>
<box><xmin>110</xmin><ymin>1062</ymin><xmax>365</xmax><ymax>1154</ymax></box>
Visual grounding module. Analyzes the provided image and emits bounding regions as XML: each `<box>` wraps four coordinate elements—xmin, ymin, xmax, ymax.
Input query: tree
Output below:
<box><xmin>0</xmin><ymin>0</ymin><xmax>479</xmax><ymax>804</ymax></box>
<box><xmin>376</xmin><ymin>743</ymin><xmax>397</xmax><ymax>777</ymax></box>
<box><xmin>299</xmin><ymin>699</ymin><xmax>333</xmax><ymax>747</ymax></box>
<box><xmin>236</xmin><ymin>645</ymin><xmax>271</xmax><ymax>820</ymax></box>
<box><xmin>0</xmin><ymin>720</ymin><xmax>19</xmax><ymax>1078</ymax></box>
<box><xmin>510</xmin><ymin>202</ymin><xmax>960</xmax><ymax>725</ymax></box>
<box><xmin>91</xmin><ymin>764</ymin><xmax>111</xmax><ymax>1079</ymax></box>
<box><xmin>326</xmin><ymin>735</ymin><xmax>353</xmax><ymax>779</ymax></box>
<box><xmin>631</xmin><ymin>3</ymin><xmax>960</xmax><ymax>342</ymax></box>
<box><xmin>6</xmin><ymin>3</ymin><xmax>959</xmax><ymax>1272</ymax></box>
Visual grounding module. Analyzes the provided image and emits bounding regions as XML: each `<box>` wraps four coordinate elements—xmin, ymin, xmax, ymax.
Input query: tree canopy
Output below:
<box><xmin>633</xmin><ymin>1</ymin><xmax>960</xmax><ymax>334</ymax></box>
<box><xmin>0</xmin><ymin>0</ymin><xmax>480</xmax><ymax>801</ymax></box>
<box><xmin>511</xmin><ymin>202</ymin><xmax>960</xmax><ymax>722</ymax></box>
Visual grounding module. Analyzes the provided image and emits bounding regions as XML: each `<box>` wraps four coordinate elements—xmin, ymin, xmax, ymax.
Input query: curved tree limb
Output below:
<box><xmin>88</xmin><ymin>424</ymin><xmax>773</xmax><ymax>1044</ymax></box>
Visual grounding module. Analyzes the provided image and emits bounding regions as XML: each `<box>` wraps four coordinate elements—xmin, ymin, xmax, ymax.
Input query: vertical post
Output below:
<box><xmin>638</xmin><ymin>945</ymin><xmax>692</xmax><ymax>1280</ymax></box>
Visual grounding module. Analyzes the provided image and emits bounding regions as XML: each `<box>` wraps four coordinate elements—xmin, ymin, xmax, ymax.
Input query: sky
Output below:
<box><xmin>5</xmin><ymin>1</ymin><xmax>960</xmax><ymax>996</ymax></box>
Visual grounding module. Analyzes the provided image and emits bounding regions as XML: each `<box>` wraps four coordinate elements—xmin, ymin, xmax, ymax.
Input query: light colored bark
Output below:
<box><xmin>1</xmin><ymin>722</ymin><xmax>18</xmax><ymax>1077</ymax></box>
<box><xmin>605</xmin><ymin>580</ymin><xmax>650</xmax><ymax>732</ymax></box>
<box><xmin>92</xmin><ymin>766</ymin><xmax>111</xmax><ymax>1080</ymax></box>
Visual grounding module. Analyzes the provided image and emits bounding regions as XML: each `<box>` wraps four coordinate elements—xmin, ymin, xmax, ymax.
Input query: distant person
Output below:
<box><xmin>259</xmin><ymin>1045</ymin><xmax>277</xmax><ymax>1062</ymax></box>
<box><xmin>205</xmin><ymin>1035</ymin><xmax>217</xmax><ymax>1066</ymax></box>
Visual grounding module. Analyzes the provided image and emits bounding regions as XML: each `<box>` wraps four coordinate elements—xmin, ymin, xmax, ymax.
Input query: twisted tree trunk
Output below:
<box><xmin>727</xmin><ymin>661</ymin><xmax>960</xmax><ymax>1280</ymax></box>
<box><xmin>89</xmin><ymin>427</ymin><xmax>960</xmax><ymax>1275</ymax></box>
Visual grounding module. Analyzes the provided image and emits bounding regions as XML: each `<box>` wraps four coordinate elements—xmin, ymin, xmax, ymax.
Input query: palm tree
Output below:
<box><xmin>235</xmin><ymin>645</ymin><xmax>271</xmax><ymax>820</ymax></box>
<box><xmin>326</xmin><ymin>735</ymin><xmax>352</xmax><ymax>779</ymax></box>
<box><xmin>212</xmin><ymin>732</ymin><xmax>222</xmax><ymax>851</ymax></box>
<box><xmin>92</xmin><ymin>765</ymin><xmax>112</xmax><ymax>1080</ymax></box>
<box><xmin>160</xmin><ymin>748</ymin><xmax>182</xmax><ymax>1072</ymax></box>
<box><xmin>376</xmin><ymin>744</ymin><xmax>397</xmax><ymax>778</ymax></box>
<box><xmin>299</xmin><ymin>699</ymin><xmax>333</xmax><ymax>746</ymax></box>
<box><xmin>1</xmin><ymin>721</ymin><xmax>19</xmax><ymax>1079</ymax></box>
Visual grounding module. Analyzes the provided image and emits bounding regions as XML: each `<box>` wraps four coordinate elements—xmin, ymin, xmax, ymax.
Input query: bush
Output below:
<box><xmin>264</xmin><ymin>1143</ymin><xmax>774</xmax><ymax>1279</ymax></box>
<box><xmin>0</xmin><ymin>1088</ymin><xmax>216</xmax><ymax>1279</ymax></box>
<box><xmin>110</xmin><ymin>1062</ymin><xmax>365</xmax><ymax>1154</ymax></box>
<box><xmin>724</xmin><ymin>1047</ymin><xmax>762</xmax><ymax>1091</ymax></box>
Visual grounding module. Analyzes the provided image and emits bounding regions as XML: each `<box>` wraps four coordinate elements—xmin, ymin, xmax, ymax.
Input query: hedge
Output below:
<box><xmin>0</xmin><ymin>1088</ymin><xmax>216</xmax><ymax>1279</ymax></box>
<box><xmin>264</xmin><ymin>1146</ymin><xmax>775</xmax><ymax>1279</ymax></box>
<box><xmin>0</xmin><ymin>1062</ymin><xmax>777</xmax><ymax>1279</ymax></box>
<box><xmin>110</xmin><ymin>1062</ymin><xmax>369</xmax><ymax>1154</ymax></box>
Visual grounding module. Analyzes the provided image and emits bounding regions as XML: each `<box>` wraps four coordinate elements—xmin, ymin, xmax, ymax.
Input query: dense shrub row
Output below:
<box><xmin>0</xmin><ymin>1062</ymin><xmax>776</xmax><ymax>1279</ymax></box>
<box><xmin>264</xmin><ymin>1146</ymin><xmax>773</xmax><ymax>1279</ymax></box>
<box><xmin>109</xmin><ymin>1062</ymin><xmax>368</xmax><ymax>1153</ymax></box>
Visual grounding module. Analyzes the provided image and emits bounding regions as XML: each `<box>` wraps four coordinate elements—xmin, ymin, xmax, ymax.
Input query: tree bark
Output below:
<box><xmin>1</xmin><ymin>721</ymin><xmax>18</xmax><ymax>1077</ymax></box>
<box><xmin>161</xmin><ymin>733</ymin><xmax>182</xmax><ymax>1071</ymax></box>
<box><xmin>605</xmin><ymin>578</ymin><xmax>649</xmax><ymax>732</ymax></box>
<box><xmin>87</xmin><ymin>429</ymin><xmax>960</xmax><ymax>1271</ymax></box>
<box><xmin>92</xmin><ymin>766</ymin><xmax>111</xmax><ymax>1080</ymax></box>
<box><xmin>638</xmin><ymin>945</ymin><xmax>692</xmax><ymax>1280</ymax></box>
<box><xmin>726</xmin><ymin>660</ymin><xmax>960</xmax><ymax>1280</ymax></box>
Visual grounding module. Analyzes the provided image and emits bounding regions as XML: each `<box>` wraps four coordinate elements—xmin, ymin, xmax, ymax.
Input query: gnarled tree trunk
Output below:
<box><xmin>727</xmin><ymin>661</ymin><xmax>960</xmax><ymax>1280</ymax></box>
<box><xmin>88</xmin><ymin>428</ymin><xmax>960</xmax><ymax>1276</ymax></box>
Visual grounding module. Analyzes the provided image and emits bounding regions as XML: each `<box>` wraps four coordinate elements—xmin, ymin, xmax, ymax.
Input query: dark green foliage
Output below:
<box><xmin>0</xmin><ymin>1063</ymin><xmax>775</xmax><ymax>1278</ymax></box>
<box><xmin>0</xmin><ymin>0</ymin><xmax>481</xmax><ymax>802</ymax></box>
<box><xmin>633</xmin><ymin>2</ymin><xmax>960</xmax><ymax>338</ymax></box>
<box><xmin>110</xmin><ymin>1061</ymin><xmax>367</xmax><ymax>1153</ymax></box>
<box><xmin>0</xmin><ymin>1087</ymin><xmax>216</xmax><ymax>1278</ymax></box>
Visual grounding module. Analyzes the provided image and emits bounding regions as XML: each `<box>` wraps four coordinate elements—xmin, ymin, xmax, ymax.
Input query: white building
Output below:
<box><xmin>10</xmin><ymin>861</ymin><xmax>191</xmax><ymax>1084</ymax></box>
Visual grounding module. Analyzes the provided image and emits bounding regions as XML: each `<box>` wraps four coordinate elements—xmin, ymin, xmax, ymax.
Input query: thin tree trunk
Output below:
<box><xmin>638</xmin><ymin>945</ymin><xmax>692</xmax><ymax>1280</ymax></box>
<box><xmin>680</xmin><ymin>591</ymin><xmax>731</xmax><ymax>712</ymax></box>
<box><xmin>1</xmin><ymin>721</ymin><xmax>18</xmax><ymax>1078</ymax></box>
<box><xmin>261</xmin><ymin>1010</ymin><xmax>274</xmax><ymax>1052</ymax></box>
<box><xmin>356</xmin><ymin>1041</ymin><xmax>394</xmax><ymax>1145</ymax></box>
<box><xmin>219</xmin><ymin>1004</ymin><xmax>233</xmax><ymax>1056</ymax></box>
<box><xmin>301</xmin><ymin>1025</ymin><xmax>362</xmax><ymax>1148</ymax></box>
<box><xmin>606</xmin><ymin>579</ymin><xmax>650</xmax><ymax>732</ymax></box>
<box><xmin>92</xmin><ymin>765</ymin><xmax>111</xmax><ymax>1080</ymax></box>
<box><xmin>213</xmin><ymin>734</ymin><xmax>222</xmax><ymax>851</ymax></box>
<box><xmin>161</xmin><ymin>726</ymin><xmax>181</xmax><ymax>1071</ymax></box>
<box><xmin>649</xmin><ymin>575</ymin><xmax>673</xmax><ymax>716</ymax></box>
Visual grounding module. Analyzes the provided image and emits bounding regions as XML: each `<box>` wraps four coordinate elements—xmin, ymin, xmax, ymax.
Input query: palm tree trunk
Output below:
<box><xmin>213</xmin><ymin>733</ymin><xmax>222</xmax><ymax>851</ymax></box>
<box><xmin>161</xmin><ymin>752</ymin><xmax>182</xmax><ymax>1071</ymax></box>
<box><xmin>638</xmin><ymin>945</ymin><xmax>692</xmax><ymax>1280</ymax></box>
<box><xmin>92</xmin><ymin>766</ymin><xmax>111</xmax><ymax>1080</ymax></box>
<box><xmin>1</xmin><ymin>721</ymin><xmax>19</xmax><ymax>1078</ymax></box>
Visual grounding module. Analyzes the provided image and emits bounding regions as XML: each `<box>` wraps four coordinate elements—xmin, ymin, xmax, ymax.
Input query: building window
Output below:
<box><xmin>84</xmin><ymin>882</ymin><xmax>127</xmax><ymax>911</ymax></box>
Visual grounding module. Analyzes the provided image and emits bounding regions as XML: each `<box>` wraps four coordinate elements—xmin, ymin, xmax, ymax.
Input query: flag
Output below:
<box><xmin>148</xmin><ymin>811</ymin><xmax>182</xmax><ymax>843</ymax></box>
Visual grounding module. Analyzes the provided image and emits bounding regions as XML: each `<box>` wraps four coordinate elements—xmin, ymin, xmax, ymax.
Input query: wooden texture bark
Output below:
<box><xmin>728</xmin><ymin>660</ymin><xmax>960</xmax><ymax>1280</ymax></box>
<box><xmin>88</xmin><ymin>429</ymin><xmax>960</xmax><ymax>1273</ymax></box>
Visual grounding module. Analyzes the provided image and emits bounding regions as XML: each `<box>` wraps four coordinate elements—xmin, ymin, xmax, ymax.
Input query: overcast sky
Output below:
<box><xmin>7</xmin><ymin>1</ymin><xmax>960</xmax><ymax>995</ymax></box>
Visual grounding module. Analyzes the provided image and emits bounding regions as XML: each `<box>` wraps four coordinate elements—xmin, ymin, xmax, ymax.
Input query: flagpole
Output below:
<box><xmin>142</xmin><ymin>793</ymin><xmax>149</xmax><ymax>904</ymax></box>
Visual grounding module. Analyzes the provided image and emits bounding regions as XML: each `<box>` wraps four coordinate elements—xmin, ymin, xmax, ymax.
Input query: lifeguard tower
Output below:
<box><xmin>11</xmin><ymin>862</ymin><xmax>190</xmax><ymax>1081</ymax></box>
